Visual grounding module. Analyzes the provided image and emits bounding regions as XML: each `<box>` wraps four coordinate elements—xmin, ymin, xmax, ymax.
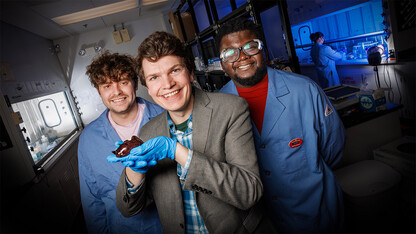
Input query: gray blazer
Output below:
<box><xmin>116</xmin><ymin>88</ymin><xmax>272</xmax><ymax>233</ymax></box>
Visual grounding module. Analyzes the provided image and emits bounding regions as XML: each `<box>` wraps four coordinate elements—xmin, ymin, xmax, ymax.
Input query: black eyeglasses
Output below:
<box><xmin>220</xmin><ymin>39</ymin><xmax>264</xmax><ymax>63</ymax></box>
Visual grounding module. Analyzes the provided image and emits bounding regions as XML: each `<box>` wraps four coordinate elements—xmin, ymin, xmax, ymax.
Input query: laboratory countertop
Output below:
<box><xmin>338</xmin><ymin>102</ymin><xmax>402</xmax><ymax>128</ymax></box>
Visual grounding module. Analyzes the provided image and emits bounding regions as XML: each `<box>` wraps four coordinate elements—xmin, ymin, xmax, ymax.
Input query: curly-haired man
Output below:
<box><xmin>78</xmin><ymin>51</ymin><xmax>163</xmax><ymax>233</ymax></box>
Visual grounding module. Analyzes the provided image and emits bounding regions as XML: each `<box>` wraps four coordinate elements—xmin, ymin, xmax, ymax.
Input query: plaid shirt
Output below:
<box><xmin>168</xmin><ymin>114</ymin><xmax>208</xmax><ymax>234</ymax></box>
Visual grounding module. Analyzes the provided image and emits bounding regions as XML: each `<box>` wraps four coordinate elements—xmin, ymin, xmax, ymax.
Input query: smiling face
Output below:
<box><xmin>97</xmin><ymin>75</ymin><xmax>138</xmax><ymax>123</ymax></box>
<box><xmin>143</xmin><ymin>55</ymin><xmax>194</xmax><ymax>123</ymax></box>
<box><xmin>219</xmin><ymin>30</ymin><xmax>267</xmax><ymax>88</ymax></box>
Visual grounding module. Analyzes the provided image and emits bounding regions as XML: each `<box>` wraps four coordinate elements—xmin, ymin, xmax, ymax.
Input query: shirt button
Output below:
<box><xmin>265</xmin><ymin>171</ymin><xmax>271</xmax><ymax>176</ymax></box>
<box><xmin>261</xmin><ymin>144</ymin><xmax>266</xmax><ymax>148</ymax></box>
<box><xmin>199</xmin><ymin>226</ymin><xmax>204</xmax><ymax>231</ymax></box>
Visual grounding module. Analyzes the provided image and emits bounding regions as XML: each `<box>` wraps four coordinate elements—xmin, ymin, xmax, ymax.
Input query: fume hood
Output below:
<box><xmin>10</xmin><ymin>90</ymin><xmax>80</xmax><ymax>165</ymax></box>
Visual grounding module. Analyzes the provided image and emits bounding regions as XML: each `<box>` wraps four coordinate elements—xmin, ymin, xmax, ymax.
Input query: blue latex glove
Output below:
<box><xmin>122</xmin><ymin>160</ymin><xmax>156</xmax><ymax>173</ymax></box>
<box><xmin>107</xmin><ymin>141</ymin><xmax>157</xmax><ymax>173</ymax></box>
<box><xmin>129</xmin><ymin>136</ymin><xmax>177</xmax><ymax>162</ymax></box>
<box><xmin>107</xmin><ymin>136</ymin><xmax>176</xmax><ymax>171</ymax></box>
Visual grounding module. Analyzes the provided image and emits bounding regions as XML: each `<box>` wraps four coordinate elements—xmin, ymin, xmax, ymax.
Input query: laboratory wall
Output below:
<box><xmin>287</xmin><ymin>0</ymin><xmax>370</xmax><ymax>25</ymax></box>
<box><xmin>53</xmin><ymin>13</ymin><xmax>170</xmax><ymax>125</ymax></box>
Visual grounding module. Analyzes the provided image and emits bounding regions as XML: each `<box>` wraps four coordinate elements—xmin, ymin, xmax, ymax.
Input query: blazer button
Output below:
<box><xmin>123</xmin><ymin>195</ymin><xmax>128</xmax><ymax>202</ymax></box>
<box><xmin>180</xmin><ymin>223</ymin><xmax>184</xmax><ymax>229</ymax></box>
<box><xmin>265</xmin><ymin>170</ymin><xmax>271</xmax><ymax>176</ymax></box>
<box><xmin>261</xmin><ymin>144</ymin><xmax>266</xmax><ymax>148</ymax></box>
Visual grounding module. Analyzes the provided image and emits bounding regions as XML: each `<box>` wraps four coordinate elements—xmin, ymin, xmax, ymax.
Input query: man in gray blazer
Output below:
<box><xmin>107</xmin><ymin>31</ymin><xmax>275</xmax><ymax>233</ymax></box>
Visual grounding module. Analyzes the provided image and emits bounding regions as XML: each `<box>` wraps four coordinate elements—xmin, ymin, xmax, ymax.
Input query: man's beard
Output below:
<box><xmin>232</xmin><ymin>64</ymin><xmax>267</xmax><ymax>87</ymax></box>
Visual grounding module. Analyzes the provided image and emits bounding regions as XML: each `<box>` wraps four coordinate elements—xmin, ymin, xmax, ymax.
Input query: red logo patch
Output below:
<box><xmin>289</xmin><ymin>138</ymin><xmax>303</xmax><ymax>148</ymax></box>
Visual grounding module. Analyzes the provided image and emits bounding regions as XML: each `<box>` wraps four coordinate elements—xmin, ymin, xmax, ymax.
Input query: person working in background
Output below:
<box><xmin>108</xmin><ymin>31</ymin><xmax>275</xmax><ymax>233</ymax></box>
<box><xmin>78</xmin><ymin>51</ymin><xmax>163</xmax><ymax>233</ymax></box>
<box><xmin>310</xmin><ymin>31</ymin><xmax>343</xmax><ymax>88</ymax></box>
<box><xmin>216</xmin><ymin>17</ymin><xmax>346</xmax><ymax>233</ymax></box>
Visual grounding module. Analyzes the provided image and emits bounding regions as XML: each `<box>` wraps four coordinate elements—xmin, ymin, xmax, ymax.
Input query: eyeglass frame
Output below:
<box><xmin>220</xmin><ymin>39</ymin><xmax>264</xmax><ymax>63</ymax></box>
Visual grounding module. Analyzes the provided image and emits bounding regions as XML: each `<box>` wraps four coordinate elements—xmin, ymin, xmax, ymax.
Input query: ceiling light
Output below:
<box><xmin>142</xmin><ymin>0</ymin><xmax>168</xmax><ymax>6</ymax></box>
<box><xmin>52</xmin><ymin>0</ymin><xmax>139</xmax><ymax>26</ymax></box>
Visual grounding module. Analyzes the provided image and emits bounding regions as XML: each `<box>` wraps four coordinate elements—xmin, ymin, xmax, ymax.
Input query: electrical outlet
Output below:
<box><xmin>112</xmin><ymin>30</ymin><xmax>122</xmax><ymax>44</ymax></box>
<box><xmin>120</xmin><ymin>28</ymin><xmax>131</xmax><ymax>42</ymax></box>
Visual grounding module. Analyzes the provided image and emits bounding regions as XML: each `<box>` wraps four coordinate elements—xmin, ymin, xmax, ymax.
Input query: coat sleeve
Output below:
<box><xmin>116</xmin><ymin>168</ymin><xmax>148</xmax><ymax>217</ymax></box>
<box><xmin>78</xmin><ymin>136</ymin><xmax>109</xmax><ymax>233</ymax></box>
<box><xmin>315</xmin><ymin>88</ymin><xmax>346</xmax><ymax>168</ymax></box>
<box><xmin>183</xmin><ymin>96</ymin><xmax>263</xmax><ymax>210</ymax></box>
<box><xmin>323</xmin><ymin>46</ymin><xmax>342</xmax><ymax>60</ymax></box>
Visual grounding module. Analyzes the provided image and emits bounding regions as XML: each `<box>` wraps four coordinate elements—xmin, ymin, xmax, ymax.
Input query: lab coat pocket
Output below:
<box><xmin>274</xmin><ymin>136</ymin><xmax>306</xmax><ymax>174</ymax></box>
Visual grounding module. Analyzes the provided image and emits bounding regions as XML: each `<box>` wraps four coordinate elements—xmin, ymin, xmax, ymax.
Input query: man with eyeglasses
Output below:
<box><xmin>216</xmin><ymin>17</ymin><xmax>346</xmax><ymax>233</ymax></box>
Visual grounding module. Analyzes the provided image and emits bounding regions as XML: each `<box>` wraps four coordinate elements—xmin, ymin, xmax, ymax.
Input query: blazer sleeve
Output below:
<box><xmin>116</xmin><ymin>168</ymin><xmax>148</xmax><ymax>217</ymax></box>
<box><xmin>183</xmin><ymin>96</ymin><xmax>263</xmax><ymax>210</ymax></box>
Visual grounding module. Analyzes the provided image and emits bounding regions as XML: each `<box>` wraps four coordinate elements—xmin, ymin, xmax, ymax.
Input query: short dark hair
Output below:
<box><xmin>86</xmin><ymin>50</ymin><xmax>137</xmax><ymax>89</ymax></box>
<box><xmin>310</xmin><ymin>32</ymin><xmax>324</xmax><ymax>43</ymax></box>
<box><xmin>215</xmin><ymin>16</ymin><xmax>263</xmax><ymax>51</ymax></box>
<box><xmin>135</xmin><ymin>31</ymin><xmax>195</xmax><ymax>86</ymax></box>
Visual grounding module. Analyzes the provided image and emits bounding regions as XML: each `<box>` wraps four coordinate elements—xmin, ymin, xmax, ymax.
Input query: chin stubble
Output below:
<box><xmin>233</xmin><ymin>65</ymin><xmax>267</xmax><ymax>87</ymax></box>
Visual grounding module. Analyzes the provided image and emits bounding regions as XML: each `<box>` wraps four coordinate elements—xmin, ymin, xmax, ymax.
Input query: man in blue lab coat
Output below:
<box><xmin>78</xmin><ymin>51</ymin><xmax>163</xmax><ymax>233</ymax></box>
<box><xmin>310</xmin><ymin>32</ymin><xmax>343</xmax><ymax>88</ymax></box>
<box><xmin>216</xmin><ymin>17</ymin><xmax>346</xmax><ymax>233</ymax></box>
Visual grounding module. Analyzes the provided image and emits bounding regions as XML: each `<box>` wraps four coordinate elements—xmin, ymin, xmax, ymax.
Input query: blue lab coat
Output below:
<box><xmin>221</xmin><ymin>67</ymin><xmax>346</xmax><ymax>233</ymax></box>
<box><xmin>78</xmin><ymin>97</ymin><xmax>164</xmax><ymax>233</ymax></box>
<box><xmin>310</xmin><ymin>43</ymin><xmax>342</xmax><ymax>88</ymax></box>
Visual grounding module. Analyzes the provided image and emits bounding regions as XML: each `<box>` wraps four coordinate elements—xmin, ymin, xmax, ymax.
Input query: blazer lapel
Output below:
<box><xmin>261</xmin><ymin>67</ymin><xmax>289</xmax><ymax>139</ymax></box>
<box><xmin>192</xmin><ymin>89</ymin><xmax>212</xmax><ymax>154</ymax></box>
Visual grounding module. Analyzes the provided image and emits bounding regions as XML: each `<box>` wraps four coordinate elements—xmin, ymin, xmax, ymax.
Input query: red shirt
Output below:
<box><xmin>236</xmin><ymin>74</ymin><xmax>268</xmax><ymax>134</ymax></box>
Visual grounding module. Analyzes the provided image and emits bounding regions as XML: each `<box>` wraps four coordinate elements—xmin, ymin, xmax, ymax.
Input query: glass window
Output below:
<box><xmin>11</xmin><ymin>91</ymin><xmax>78</xmax><ymax>164</ymax></box>
<box><xmin>215</xmin><ymin>0</ymin><xmax>233</xmax><ymax>19</ymax></box>
<box><xmin>235</xmin><ymin>0</ymin><xmax>246</xmax><ymax>8</ymax></box>
<box><xmin>193</xmin><ymin>0</ymin><xmax>210</xmax><ymax>32</ymax></box>
<box><xmin>260</xmin><ymin>5</ymin><xmax>288</xmax><ymax>61</ymax></box>
<box><xmin>214</xmin><ymin>0</ymin><xmax>247</xmax><ymax>20</ymax></box>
